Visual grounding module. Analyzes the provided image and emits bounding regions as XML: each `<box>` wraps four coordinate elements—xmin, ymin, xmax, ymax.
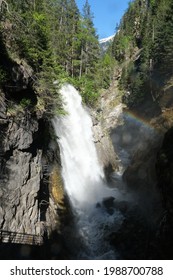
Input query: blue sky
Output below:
<box><xmin>76</xmin><ymin>0</ymin><xmax>130</xmax><ymax>39</ymax></box>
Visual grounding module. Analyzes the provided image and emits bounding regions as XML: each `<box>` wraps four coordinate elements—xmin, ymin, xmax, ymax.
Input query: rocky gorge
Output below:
<box><xmin>1</xmin><ymin>0</ymin><xmax>173</xmax><ymax>260</ymax></box>
<box><xmin>1</xmin><ymin>46</ymin><xmax>173</xmax><ymax>259</ymax></box>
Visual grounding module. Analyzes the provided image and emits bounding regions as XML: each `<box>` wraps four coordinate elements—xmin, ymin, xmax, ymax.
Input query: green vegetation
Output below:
<box><xmin>0</xmin><ymin>0</ymin><xmax>115</xmax><ymax>113</ymax></box>
<box><xmin>111</xmin><ymin>0</ymin><xmax>173</xmax><ymax>109</ymax></box>
<box><xmin>20</xmin><ymin>98</ymin><xmax>31</xmax><ymax>108</ymax></box>
<box><xmin>4</xmin><ymin>0</ymin><xmax>172</xmax><ymax>113</ymax></box>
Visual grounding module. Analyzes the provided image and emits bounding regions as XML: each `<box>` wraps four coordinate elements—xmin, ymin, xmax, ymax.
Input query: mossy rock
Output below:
<box><xmin>49</xmin><ymin>165</ymin><xmax>65</xmax><ymax>209</ymax></box>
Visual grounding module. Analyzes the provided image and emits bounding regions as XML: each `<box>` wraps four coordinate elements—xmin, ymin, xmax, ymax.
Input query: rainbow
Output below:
<box><xmin>123</xmin><ymin>109</ymin><xmax>162</xmax><ymax>134</ymax></box>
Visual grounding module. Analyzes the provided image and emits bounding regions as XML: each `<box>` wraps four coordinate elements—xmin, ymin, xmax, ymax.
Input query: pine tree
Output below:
<box><xmin>153</xmin><ymin>0</ymin><xmax>173</xmax><ymax>75</ymax></box>
<box><xmin>79</xmin><ymin>0</ymin><xmax>99</xmax><ymax>78</ymax></box>
<box><xmin>66</xmin><ymin>0</ymin><xmax>80</xmax><ymax>77</ymax></box>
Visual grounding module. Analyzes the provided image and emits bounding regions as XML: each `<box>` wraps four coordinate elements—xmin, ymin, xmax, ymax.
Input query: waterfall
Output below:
<box><xmin>53</xmin><ymin>84</ymin><xmax>107</xmax><ymax>208</ymax></box>
<box><xmin>53</xmin><ymin>84</ymin><xmax>123</xmax><ymax>259</ymax></box>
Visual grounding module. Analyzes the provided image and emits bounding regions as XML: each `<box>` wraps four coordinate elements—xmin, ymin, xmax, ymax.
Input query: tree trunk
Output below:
<box><xmin>79</xmin><ymin>48</ymin><xmax>83</xmax><ymax>79</ymax></box>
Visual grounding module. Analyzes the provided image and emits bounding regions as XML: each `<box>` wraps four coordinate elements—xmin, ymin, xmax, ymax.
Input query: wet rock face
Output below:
<box><xmin>0</xmin><ymin>107</ymin><xmax>42</xmax><ymax>235</ymax></box>
<box><xmin>91</xmin><ymin>103</ymin><xmax>124</xmax><ymax>177</ymax></box>
<box><xmin>156</xmin><ymin>127</ymin><xmax>173</xmax><ymax>212</ymax></box>
<box><xmin>155</xmin><ymin>127</ymin><xmax>173</xmax><ymax>258</ymax></box>
<box><xmin>109</xmin><ymin>206</ymin><xmax>150</xmax><ymax>260</ymax></box>
<box><xmin>118</xmin><ymin>123</ymin><xmax>173</xmax><ymax>259</ymax></box>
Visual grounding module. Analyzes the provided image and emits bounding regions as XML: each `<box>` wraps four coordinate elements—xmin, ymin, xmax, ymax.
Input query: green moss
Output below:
<box><xmin>20</xmin><ymin>98</ymin><xmax>31</xmax><ymax>108</ymax></box>
<box><xmin>50</xmin><ymin>166</ymin><xmax>65</xmax><ymax>208</ymax></box>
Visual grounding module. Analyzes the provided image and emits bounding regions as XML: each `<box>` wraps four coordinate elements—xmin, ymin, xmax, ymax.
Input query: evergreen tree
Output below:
<box><xmin>112</xmin><ymin>0</ymin><xmax>173</xmax><ymax>108</ymax></box>
<box><xmin>1</xmin><ymin>0</ymin><xmax>103</xmax><ymax>107</ymax></box>
<box><xmin>79</xmin><ymin>0</ymin><xmax>99</xmax><ymax>78</ymax></box>
<box><xmin>153</xmin><ymin>0</ymin><xmax>173</xmax><ymax>75</ymax></box>
<box><xmin>66</xmin><ymin>0</ymin><xmax>80</xmax><ymax>77</ymax></box>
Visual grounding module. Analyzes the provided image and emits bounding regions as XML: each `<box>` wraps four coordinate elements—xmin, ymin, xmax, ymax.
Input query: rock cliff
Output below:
<box><xmin>91</xmin><ymin>67</ymin><xmax>173</xmax><ymax>259</ymax></box>
<box><xmin>0</xmin><ymin>107</ymin><xmax>42</xmax><ymax>235</ymax></box>
<box><xmin>0</xmin><ymin>58</ymin><xmax>65</xmax><ymax>252</ymax></box>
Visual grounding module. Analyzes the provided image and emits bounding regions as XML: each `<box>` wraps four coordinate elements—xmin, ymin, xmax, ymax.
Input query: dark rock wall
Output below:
<box><xmin>0</xmin><ymin>88</ymin><xmax>64</xmax><ymax>243</ymax></box>
<box><xmin>155</xmin><ymin>127</ymin><xmax>173</xmax><ymax>258</ymax></box>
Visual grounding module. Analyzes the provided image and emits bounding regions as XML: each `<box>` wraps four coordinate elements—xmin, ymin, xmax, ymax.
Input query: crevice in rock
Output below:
<box><xmin>38</xmin><ymin>177</ymin><xmax>50</xmax><ymax>223</ymax></box>
<box><xmin>3</xmin><ymin>148</ymin><xmax>13</xmax><ymax>161</ymax></box>
<box><xmin>5</xmin><ymin>87</ymin><xmax>37</xmax><ymax>106</ymax></box>
<box><xmin>0</xmin><ymin>33</ymin><xmax>14</xmax><ymax>82</ymax></box>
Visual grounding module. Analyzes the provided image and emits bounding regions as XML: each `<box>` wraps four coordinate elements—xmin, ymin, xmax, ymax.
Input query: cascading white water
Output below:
<box><xmin>53</xmin><ymin>84</ymin><xmax>108</xmax><ymax>208</ymax></box>
<box><xmin>53</xmin><ymin>84</ymin><xmax>123</xmax><ymax>259</ymax></box>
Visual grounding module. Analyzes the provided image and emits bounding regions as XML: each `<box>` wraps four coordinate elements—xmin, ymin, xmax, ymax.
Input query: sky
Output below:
<box><xmin>76</xmin><ymin>0</ymin><xmax>130</xmax><ymax>39</ymax></box>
